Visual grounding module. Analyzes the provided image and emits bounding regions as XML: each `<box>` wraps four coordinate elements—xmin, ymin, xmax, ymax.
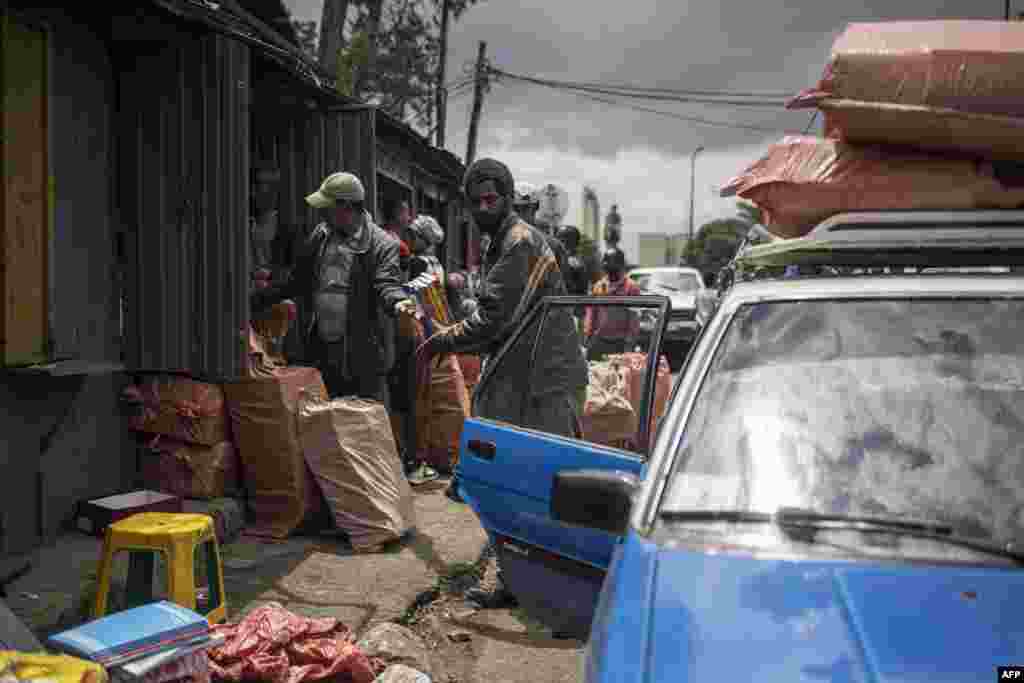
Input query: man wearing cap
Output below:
<box><xmin>252</xmin><ymin>171</ymin><xmax>416</xmax><ymax>401</ymax></box>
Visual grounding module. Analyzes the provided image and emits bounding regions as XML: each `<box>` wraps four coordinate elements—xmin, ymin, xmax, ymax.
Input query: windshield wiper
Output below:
<box><xmin>659</xmin><ymin>507</ymin><xmax>1024</xmax><ymax>564</ymax></box>
<box><xmin>774</xmin><ymin>507</ymin><xmax>953</xmax><ymax>535</ymax></box>
<box><xmin>774</xmin><ymin>508</ymin><xmax>1024</xmax><ymax>565</ymax></box>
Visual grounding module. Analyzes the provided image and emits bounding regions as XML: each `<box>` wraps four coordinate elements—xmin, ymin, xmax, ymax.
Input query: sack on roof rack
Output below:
<box><xmin>789</xmin><ymin>21</ymin><xmax>1024</xmax><ymax>160</ymax></box>
<box><xmin>721</xmin><ymin>136</ymin><xmax>1024</xmax><ymax>239</ymax></box>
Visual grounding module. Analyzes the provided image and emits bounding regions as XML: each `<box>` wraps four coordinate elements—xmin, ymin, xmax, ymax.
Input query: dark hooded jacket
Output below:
<box><xmin>251</xmin><ymin>213</ymin><xmax>407</xmax><ymax>386</ymax></box>
<box><xmin>433</xmin><ymin>212</ymin><xmax>588</xmax><ymax>424</ymax></box>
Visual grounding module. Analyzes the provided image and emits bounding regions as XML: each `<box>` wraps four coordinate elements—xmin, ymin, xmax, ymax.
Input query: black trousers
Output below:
<box><xmin>308</xmin><ymin>335</ymin><xmax>389</xmax><ymax>402</ymax></box>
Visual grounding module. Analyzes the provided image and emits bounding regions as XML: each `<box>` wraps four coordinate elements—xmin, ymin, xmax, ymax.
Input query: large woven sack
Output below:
<box><xmin>138</xmin><ymin>438</ymin><xmax>241</xmax><ymax>500</ymax></box>
<box><xmin>415</xmin><ymin>354</ymin><xmax>470</xmax><ymax>473</ymax></box>
<box><xmin>224</xmin><ymin>366</ymin><xmax>327</xmax><ymax>538</ymax></box>
<box><xmin>124</xmin><ymin>375</ymin><xmax>228</xmax><ymax>447</ymax></box>
<box><xmin>790</xmin><ymin>21</ymin><xmax>1024</xmax><ymax>117</ymax></box>
<box><xmin>721</xmin><ymin>135</ymin><xmax>1024</xmax><ymax>238</ymax></box>
<box><xmin>580</xmin><ymin>361</ymin><xmax>637</xmax><ymax>448</ymax></box>
<box><xmin>299</xmin><ymin>397</ymin><xmax>415</xmax><ymax>552</ymax></box>
<box><xmin>608</xmin><ymin>352</ymin><xmax>673</xmax><ymax>427</ymax></box>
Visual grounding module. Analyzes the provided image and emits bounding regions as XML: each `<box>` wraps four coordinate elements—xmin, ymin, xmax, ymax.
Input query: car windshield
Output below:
<box><xmin>663</xmin><ymin>298</ymin><xmax>1024</xmax><ymax>552</ymax></box>
<box><xmin>634</xmin><ymin>271</ymin><xmax>700</xmax><ymax>293</ymax></box>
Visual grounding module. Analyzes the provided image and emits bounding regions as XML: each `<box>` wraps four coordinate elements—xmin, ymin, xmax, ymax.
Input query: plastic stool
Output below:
<box><xmin>92</xmin><ymin>512</ymin><xmax>227</xmax><ymax>624</ymax></box>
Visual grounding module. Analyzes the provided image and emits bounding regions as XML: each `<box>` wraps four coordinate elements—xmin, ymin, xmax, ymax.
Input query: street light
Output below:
<box><xmin>688</xmin><ymin>145</ymin><xmax>705</xmax><ymax>248</ymax></box>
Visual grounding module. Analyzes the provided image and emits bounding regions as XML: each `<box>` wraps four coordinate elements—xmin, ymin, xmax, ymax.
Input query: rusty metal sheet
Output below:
<box><xmin>1</xmin><ymin>14</ymin><xmax>49</xmax><ymax>366</ymax></box>
<box><xmin>119</xmin><ymin>30</ymin><xmax>250</xmax><ymax>380</ymax></box>
<box><xmin>337</xmin><ymin>106</ymin><xmax>378</xmax><ymax>221</ymax></box>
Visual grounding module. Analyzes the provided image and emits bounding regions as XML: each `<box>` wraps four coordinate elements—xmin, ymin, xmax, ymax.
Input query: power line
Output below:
<box><xmin>402</xmin><ymin>80</ymin><xmax>473</xmax><ymax>129</ymax></box>
<box><xmin>498</xmin><ymin>80</ymin><xmax>803</xmax><ymax>135</ymax></box>
<box><xmin>489</xmin><ymin>66</ymin><xmax>794</xmax><ymax>106</ymax></box>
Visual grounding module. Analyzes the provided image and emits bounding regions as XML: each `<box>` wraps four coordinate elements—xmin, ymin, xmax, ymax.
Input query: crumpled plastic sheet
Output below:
<box><xmin>207</xmin><ymin>603</ymin><xmax>383</xmax><ymax>683</ymax></box>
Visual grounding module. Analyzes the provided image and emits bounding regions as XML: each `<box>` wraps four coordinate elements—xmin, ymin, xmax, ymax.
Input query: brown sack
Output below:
<box><xmin>720</xmin><ymin>135</ymin><xmax>1024</xmax><ymax>239</ymax></box>
<box><xmin>224</xmin><ymin>366</ymin><xmax>327</xmax><ymax>538</ymax></box>
<box><xmin>126</xmin><ymin>375</ymin><xmax>229</xmax><ymax>447</ymax></box>
<box><xmin>580</xmin><ymin>361</ymin><xmax>637</xmax><ymax>448</ymax></box>
<box><xmin>139</xmin><ymin>437</ymin><xmax>241</xmax><ymax>500</ymax></box>
<box><xmin>415</xmin><ymin>354</ymin><xmax>471</xmax><ymax>473</ymax></box>
<box><xmin>608</xmin><ymin>353</ymin><xmax>673</xmax><ymax>428</ymax></box>
<box><xmin>299</xmin><ymin>397</ymin><xmax>415</xmax><ymax>552</ymax></box>
<box><xmin>817</xmin><ymin>98</ymin><xmax>1024</xmax><ymax>163</ymax></box>
<box><xmin>790</xmin><ymin>21</ymin><xmax>1024</xmax><ymax>117</ymax></box>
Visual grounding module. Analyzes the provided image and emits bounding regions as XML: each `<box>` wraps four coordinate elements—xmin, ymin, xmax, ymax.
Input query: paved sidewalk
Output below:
<box><xmin>4</xmin><ymin>486</ymin><xmax>584</xmax><ymax>682</ymax></box>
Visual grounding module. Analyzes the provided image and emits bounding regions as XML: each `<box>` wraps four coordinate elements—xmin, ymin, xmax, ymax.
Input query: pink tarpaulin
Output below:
<box><xmin>207</xmin><ymin>603</ymin><xmax>381</xmax><ymax>683</ymax></box>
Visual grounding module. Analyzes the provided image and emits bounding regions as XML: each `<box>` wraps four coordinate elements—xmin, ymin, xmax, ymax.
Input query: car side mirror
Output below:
<box><xmin>551</xmin><ymin>469</ymin><xmax>640</xmax><ymax>536</ymax></box>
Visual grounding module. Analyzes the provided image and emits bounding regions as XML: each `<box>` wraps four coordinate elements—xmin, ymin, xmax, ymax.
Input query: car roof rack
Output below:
<box><xmin>734</xmin><ymin>210</ymin><xmax>1024</xmax><ymax>270</ymax></box>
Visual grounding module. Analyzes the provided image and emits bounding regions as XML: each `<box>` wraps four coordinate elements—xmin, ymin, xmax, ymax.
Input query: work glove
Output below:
<box><xmin>394</xmin><ymin>299</ymin><xmax>418</xmax><ymax>318</ymax></box>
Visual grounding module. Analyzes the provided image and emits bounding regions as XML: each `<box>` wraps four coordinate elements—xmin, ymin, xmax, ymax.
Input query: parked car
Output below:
<box><xmin>456</xmin><ymin>210</ymin><xmax>1024</xmax><ymax>682</ymax></box>
<box><xmin>627</xmin><ymin>266</ymin><xmax>706</xmax><ymax>370</ymax></box>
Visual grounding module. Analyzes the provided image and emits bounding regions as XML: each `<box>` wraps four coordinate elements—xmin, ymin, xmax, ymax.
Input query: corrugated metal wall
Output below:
<box><xmin>119</xmin><ymin>29</ymin><xmax>250</xmax><ymax>380</ymax></box>
<box><xmin>337</xmin><ymin>107</ymin><xmax>378</xmax><ymax>220</ymax></box>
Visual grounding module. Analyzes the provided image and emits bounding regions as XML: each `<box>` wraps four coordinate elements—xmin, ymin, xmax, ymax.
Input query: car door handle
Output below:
<box><xmin>468</xmin><ymin>439</ymin><xmax>497</xmax><ymax>461</ymax></box>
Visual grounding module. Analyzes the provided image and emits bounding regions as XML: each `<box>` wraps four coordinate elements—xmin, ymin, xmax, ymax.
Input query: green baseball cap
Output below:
<box><xmin>306</xmin><ymin>172</ymin><xmax>366</xmax><ymax>208</ymax></box>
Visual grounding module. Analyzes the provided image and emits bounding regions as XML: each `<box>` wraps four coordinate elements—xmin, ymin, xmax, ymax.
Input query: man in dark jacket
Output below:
<box><xmin>418</xmin><ymin>158</ymin><xmax>588</xmax><ymax>609</ymax></box>
<box><xmin>419</xmin><ymin>159</ymin><xmax>587</xmax><ymax>436</ymax></box>
<box><xmin>252</xmin><ymin>172</ymin><xmax>415</xmax><ymax>400</ymax></box>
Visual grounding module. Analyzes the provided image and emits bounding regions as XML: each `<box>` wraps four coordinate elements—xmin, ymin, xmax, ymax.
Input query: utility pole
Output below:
<box><xmin>1007</xmin><ymin>0</ymin><xmax>1012</xmax><ymax>20</ymax></box>
<box><xmin>465</xmin><ymin>40</ymin><xmax>488</xmax><ymax>167</ymax></box>
<box><xmin>688</xmin><ymin>145</ymin><xmax>705</xmax><ymax>247</ymax></box>
<box><xmin>435</xmin><ymin>0</ymin><xmax>451</xmax><ymax>148</ymax></box>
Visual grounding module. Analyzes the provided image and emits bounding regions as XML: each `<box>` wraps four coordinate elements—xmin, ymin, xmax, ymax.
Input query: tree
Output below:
<box><xmin>681</xmin><ymin>218</ymin><xmax>748</xmax><ymax>279</ymax></box>
<box><xmin>736</xmin><ymin>201</ymin><xmax>763</xmax><ymax>228</ymax></box>
<box><xmin>323</xmin><ymin>0</ymin><xmax>483</xmax><ymax>129</ymax></box>
<box><xmin>292</xmin><ymin>20</ymin><xmax>319</xmax><ymax>61</ymax></box>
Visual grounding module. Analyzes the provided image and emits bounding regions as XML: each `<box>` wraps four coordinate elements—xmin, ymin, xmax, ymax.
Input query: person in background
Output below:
<box><xmin>251</xmin><ymin>171</ymin><xmax>417</xmax><ymax>402</ymax></box>
<box><xmin>555</xmin><ymin>225</ymin><xmax>589</xmax><ymax>297</ymax></box>
<box><xmin>380</xmin><ymin>198</ymin><xmax>413</xmax><ymax>244</ymax></box>
<box><xmin>514</xmin><ymin>185</ymin><xmax>570</xmax><ymax>278</ymax></box>
<box><xmin>378</xmin><ymin>198</ymin><xmax>439</xmax><ymax>485</ymax></box>
<box><xmin>584</xmin><ymin>247</ymin><xmax>642</xmax><ymax>361</ymax></box>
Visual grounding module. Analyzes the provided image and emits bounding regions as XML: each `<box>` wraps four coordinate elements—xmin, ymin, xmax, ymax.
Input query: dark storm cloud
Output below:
<box><xmin>286</xmin><ymin>0</ymin><xmax>1006</xmax><ymax>157</ymax></box>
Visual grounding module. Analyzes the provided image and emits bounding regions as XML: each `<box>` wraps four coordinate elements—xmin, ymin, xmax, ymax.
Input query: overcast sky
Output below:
<box><xmin>286</xmin><ymin>0</ymin><xmax>1011</xmax><ymax>260</ymax></box>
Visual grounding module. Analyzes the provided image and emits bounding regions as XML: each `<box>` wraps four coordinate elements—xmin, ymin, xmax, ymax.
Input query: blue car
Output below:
<box><xmin>456</xmin><ymin>211</ymin><xmax>1024</xmax><ymax>682</ymax></box>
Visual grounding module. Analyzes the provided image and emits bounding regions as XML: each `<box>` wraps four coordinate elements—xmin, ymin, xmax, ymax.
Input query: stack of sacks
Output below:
<box><xmin>724</xmin><ymin>21</ymin><xmax>1024</xmax><ymax>239</ymax></box>
<box><xmin>123</xmin><ymin>376</ymin><xmax>242</xmax><ymax>504</ymax></box>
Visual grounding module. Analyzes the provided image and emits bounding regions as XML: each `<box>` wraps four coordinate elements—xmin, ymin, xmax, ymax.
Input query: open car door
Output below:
<box><xmin>455</xmin><ymin>295</ymin><xmax>670</xmax><ymax>637</ymax></box>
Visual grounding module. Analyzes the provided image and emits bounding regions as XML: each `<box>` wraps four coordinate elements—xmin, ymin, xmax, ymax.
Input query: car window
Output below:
<box><xmin>631</xmin><ymin>274</ymin><xmax>652</xmax><ymax>290</ymax></box>
<box><xmin>663</xmin><ymin>297</ymin><xmax>1024</xmax><ymax>553</ymax></box>
<box><xmin>475</xmin><ymin>300</ymin><xmax>665</xmax><ymax>455</ymax></box>
<box><xmin>651</xmin><ymin>271</ymin><xmax>700</xmax><ymax>292</ymax></box>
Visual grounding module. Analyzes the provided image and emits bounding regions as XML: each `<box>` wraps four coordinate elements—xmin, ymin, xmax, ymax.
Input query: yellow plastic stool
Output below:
<box><xmin>92</xmin><ymin>513</ymin><xmax>227</xmax><ymax>625</ymax></box>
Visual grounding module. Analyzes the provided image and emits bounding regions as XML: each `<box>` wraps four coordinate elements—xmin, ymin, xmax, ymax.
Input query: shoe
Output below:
<box><xmin>407</xmin><ymin>462</ymin><xmax>440</xmax><ymax>486</ymax></box>
<box><xmin>466</xmin><ymin>586</ymin><xmax>518</xmax><ymax>609</ymax></box>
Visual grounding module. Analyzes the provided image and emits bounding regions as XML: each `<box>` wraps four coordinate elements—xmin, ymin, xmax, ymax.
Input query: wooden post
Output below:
<box><xmin>435</xmin><ymin>0</ymin><xmax>450</xmax><ymax>148</ymax></box>
<box><xmin>465</xmin><ymin>41</ymin><xmax>487</xmax><ymax>167</ymax></box>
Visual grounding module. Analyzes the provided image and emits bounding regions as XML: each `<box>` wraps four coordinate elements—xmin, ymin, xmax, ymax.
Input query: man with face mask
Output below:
<box><xmin>419</xmin><ymin>158</ymin><xmax>587</xmax><ymax>426</ymax></box>
<box><xmin>251</xmin><ymin>171</ymin><xmax>416</xmax><ymax>401</ymax></box>
<box><xmin>418</xmin><ymin>158</ymin><xmax>588</xmax><ymax>608</ymax></box>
